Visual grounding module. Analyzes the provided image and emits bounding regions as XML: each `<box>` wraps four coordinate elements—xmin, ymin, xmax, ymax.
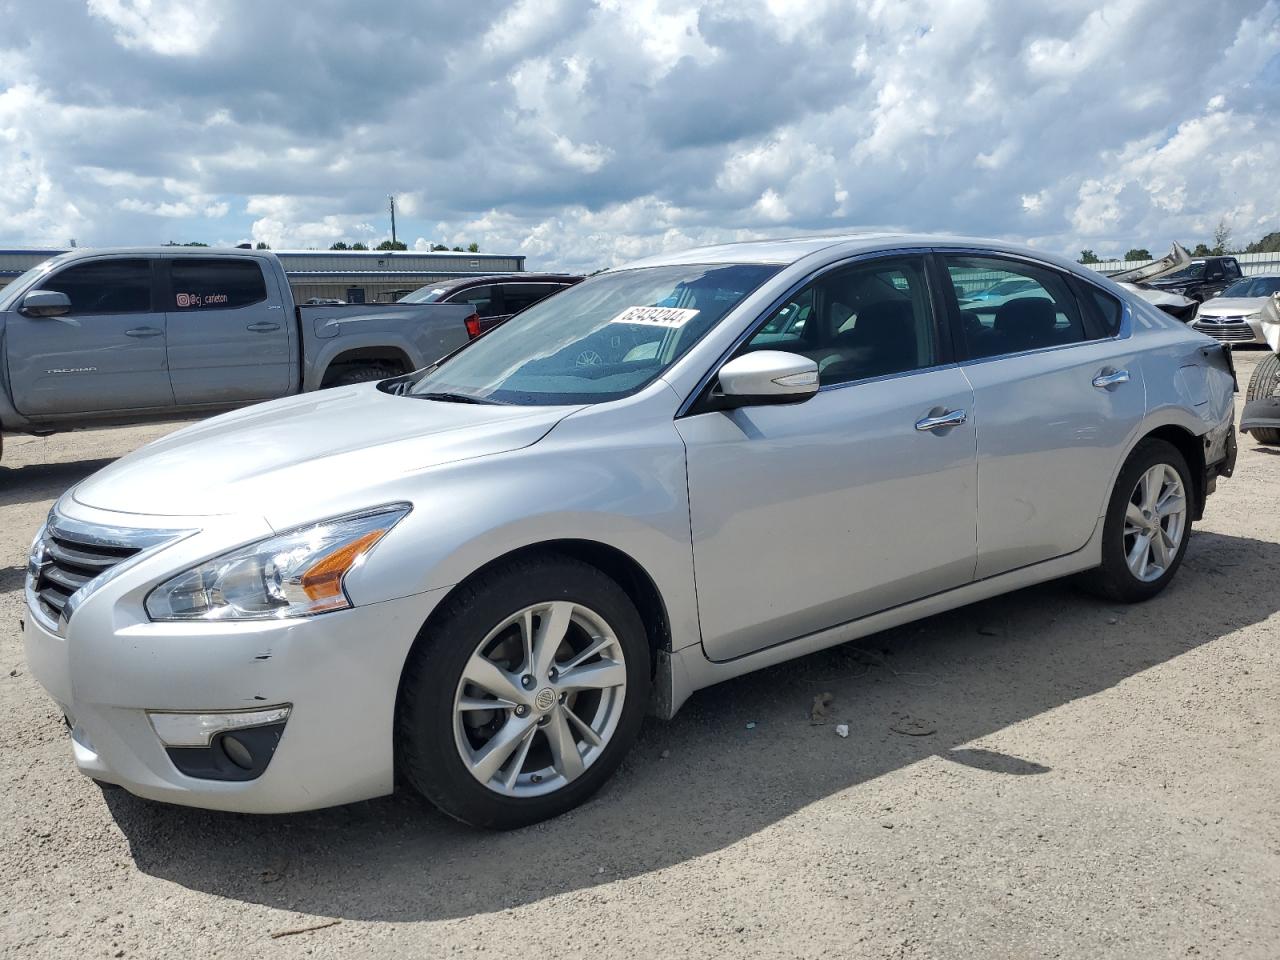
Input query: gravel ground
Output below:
<box><xmin>2</xmin><ymin>351</ymin><xmax>1278</xmax><ymax>959</ymax></box>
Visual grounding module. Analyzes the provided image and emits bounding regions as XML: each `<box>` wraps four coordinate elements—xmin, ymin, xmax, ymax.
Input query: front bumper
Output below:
<box><xmin>22</xmin><ymin>502</ymin><xmax>447</xmax><ymax>814</ymax></box>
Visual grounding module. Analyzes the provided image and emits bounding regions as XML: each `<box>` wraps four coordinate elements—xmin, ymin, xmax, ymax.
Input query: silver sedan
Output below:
<box><xmin>24</xmin><ymin>235</ymin><xmax>1237</xmax><ymax>828</ymax></box>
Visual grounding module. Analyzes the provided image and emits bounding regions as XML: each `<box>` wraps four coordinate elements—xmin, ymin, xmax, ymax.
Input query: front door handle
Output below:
<box><xmin>915</xmin><ymin>408</ymin><xmax>967</xmax><ymax>432</ymax></box>
<box><xmin>124</xmin><ymin>327</ymin><xmax>163</xmax><ymax>338</ymax></box>
<box><xmin>246</xmin><ymin>321</ymin><xmax>281</xmax><ymax>332</ymax></box>
<box><xmin>1092</xmin><ymin>368</ymin><xmax>1130</xmax><ymax>389</ymax></box>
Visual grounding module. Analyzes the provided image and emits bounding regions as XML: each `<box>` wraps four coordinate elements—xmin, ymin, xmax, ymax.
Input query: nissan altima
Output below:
<box><xmin>24</xmin><ymin>234</ymin><xmax>1237</xmax><ymax>828</ymax></box>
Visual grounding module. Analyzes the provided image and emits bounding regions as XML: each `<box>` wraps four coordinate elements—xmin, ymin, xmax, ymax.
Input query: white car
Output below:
<box><xmin>1192</xmin><ymin>276</ymin><xmax>1280</xmax><ymax>344</ymax></box>
<box><xmin>24</xmin><ymin>234</ymin><xmax>1237</xmax><ymax>828</ymax></box>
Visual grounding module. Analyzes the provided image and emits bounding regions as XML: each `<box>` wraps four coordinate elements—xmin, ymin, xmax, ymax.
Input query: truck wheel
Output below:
<box><xmin>1079</xmin><ymin>439</ymin><xmax>1193</xmax><ymax>603</ymax></box>
<box><xmin>328</xmin><ymin>363</ymin><xmax>400</xmax><ymax>387</ymax></box>
<box><xmin>396</xmin><ymin>554</ymin><xmax>650</xmax><ymax>829</ymax></box>
<box><xmin>1245</xmin><ymin>353</ymin><xmax>1280</xmax><ymax>445</ymax></box>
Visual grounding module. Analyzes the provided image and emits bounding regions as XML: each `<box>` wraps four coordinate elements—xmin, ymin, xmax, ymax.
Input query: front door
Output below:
<box><xmin>7</xmin><ymin>257</ymin><xmax>173</xmax><ymax>417</ymax></box>
<box><xmin>164</xmin><ymin>256</ymin><xmax>292</xmax><ymax>405</ymax></box>
<box><xmin>939</xmin><ymin>253</ymin><xmax>1147</xmax><ymax>578</ymax></box>
<box><xmin>677</xmin><ymin>254</ymin><xmax>979</xmax><ymax>662</ymax></box>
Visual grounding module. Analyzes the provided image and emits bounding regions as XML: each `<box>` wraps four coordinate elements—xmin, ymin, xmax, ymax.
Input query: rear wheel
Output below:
<box><xmin>1245</xmin><ymin>352</ymin><xmax>1280</xmax><ymax>445</ymax></box>
<box><xmin>396</xmin><ymin>555</ymin><xmax>650</xmax><ymax>829</ymax></box>
<box><xmin>1080</xmin><ymin>439</ymin><xmax>1193</xmax><ymax>603</ymax></box>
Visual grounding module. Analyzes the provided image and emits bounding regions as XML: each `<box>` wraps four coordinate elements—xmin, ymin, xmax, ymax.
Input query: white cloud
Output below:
<box><xmin>86</xmin><ymin>0</ymin><xmax>221</xmax><ymax>56</ymax></box>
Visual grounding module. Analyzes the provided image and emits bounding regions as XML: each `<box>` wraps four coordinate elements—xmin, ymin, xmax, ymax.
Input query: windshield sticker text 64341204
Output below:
<box><xmin>609</xmin><ymin>305</ymin><xmax>700</xmax><ymax>328</ymax></box>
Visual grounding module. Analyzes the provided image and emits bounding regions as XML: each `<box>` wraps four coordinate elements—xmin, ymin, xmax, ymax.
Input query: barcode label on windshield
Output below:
<box><xmin>609</xmin><ymin>306</ymin><xmax>700</xmax><ymax>328</ymax></box>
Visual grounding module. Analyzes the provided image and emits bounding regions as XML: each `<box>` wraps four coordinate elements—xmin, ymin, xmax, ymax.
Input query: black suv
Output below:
<box><xmin>1145</xmin><ymin>256</ymin><xmax>1243</xmax><ymax>302</ymax></box>
<box><xmin>398</xmin><ymin>273</ymin><xmax>583</xmax><ymax>337</ymax></box>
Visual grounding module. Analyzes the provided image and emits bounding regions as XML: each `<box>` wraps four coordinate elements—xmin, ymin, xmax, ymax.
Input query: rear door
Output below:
<box><xmin>940</xmin><ymin>252</ymin><xmax>1146</xmax><ymax>578</ymax></box>
<box><xmin>7</xmin><ymin>257</ymin><xmax>173</xmax><ymax>417</ymax></box>
<box><xmin>164</xmin><ymin>256</ymin><xmax>293</xmax><ymax>404</ymax></box>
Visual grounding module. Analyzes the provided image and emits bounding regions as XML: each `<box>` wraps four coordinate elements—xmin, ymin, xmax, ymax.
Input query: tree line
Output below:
<box><xmin>1079</xmin><ymin>220</ymin><xmax>1280</xmax><ymax>264</ymax></box>
<box><xmin>328</xmin><ymin>240</ymin><xmax>481</xmax><ymax>252</ymax></box>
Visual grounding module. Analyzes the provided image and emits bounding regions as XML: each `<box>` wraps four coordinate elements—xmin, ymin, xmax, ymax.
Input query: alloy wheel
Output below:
<box><xmin>1122</xmin><ymin>463</ymin><xmax>1187</xmax><ymax>582</ymax></box>
<box><xmin>452</xmin><ymin>601</ymin><xmax>627</xmax><ymax>797</ymax></box>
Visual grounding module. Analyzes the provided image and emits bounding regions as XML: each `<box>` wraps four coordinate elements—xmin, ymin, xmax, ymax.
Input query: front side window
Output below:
<box><xmin>502</xmin><ymin>283</ymin><xmax>564</xmax><ymax>314</ymax></box>
<box><xmin>742</xmin><ymin>256</ymin><xmax>936</xmax><ymax>386</ymax></box>
<box><xmin>1224</xmin><ymin>260</ymin><xmax>1242</xmax><ymax>279</ymax></box>
<box><xmin>170</xmin><ymin>259</ymin><xmax>267</xmax><ymax>310</ymax></box>
<box><xmin>946</xmin><ymin>255</ymin><xmax>1087</xmax><ymax>359</ymax></box>
<box><xmin>409</xmin><ymin>263</ymin><xmax>779</xmax><ymax>405</ymax></box>
<box><xmin>38</xmin><ymin>259</ymin><xmax>152</xmax><ymax>314</ymax></box>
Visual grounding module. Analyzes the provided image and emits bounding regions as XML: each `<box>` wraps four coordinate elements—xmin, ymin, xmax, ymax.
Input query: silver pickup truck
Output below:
<box><xmin>0</xmin><ymin>247</ymin><xmax>474</xmax><ymax>459</ymax></box>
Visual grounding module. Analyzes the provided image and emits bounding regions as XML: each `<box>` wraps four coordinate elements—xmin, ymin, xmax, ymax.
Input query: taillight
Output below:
<box><xmin>464</xmin><ymin>312</ymin><xmax>482</xmax><ymax>339</ymax></box>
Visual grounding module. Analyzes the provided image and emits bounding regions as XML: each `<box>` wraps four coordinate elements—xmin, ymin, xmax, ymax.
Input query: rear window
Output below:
<box><xmin>170</xmin><ymin>259</ymin><xmax>267</xmax><ymax>310</ymax></box>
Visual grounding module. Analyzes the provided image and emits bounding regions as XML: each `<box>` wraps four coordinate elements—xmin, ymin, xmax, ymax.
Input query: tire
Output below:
<box><xmin>327</xmin><ymin>362</ymin><xmax>400</xmax><ymax>387</ymax></box>
<box><xmin>1080</xmin><ymin>438</ymin><xmax>1194</xmax><ymax>603</ymax></box>
<box><xmin>396</xmin><ymin>554</ymin><xmax>650</xmax><ymax>829</ymax></box>
<box><xmin>1245</xmin><ymin>352</ymin><xmax>1280</xmax><ymax>445</ymax></box>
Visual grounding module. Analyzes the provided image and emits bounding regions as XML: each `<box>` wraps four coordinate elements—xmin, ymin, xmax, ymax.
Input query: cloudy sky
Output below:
<box><xmin>1</xmin><ymin>0</ymin><xmax>1277</xmax><ymax>271</ymax></box>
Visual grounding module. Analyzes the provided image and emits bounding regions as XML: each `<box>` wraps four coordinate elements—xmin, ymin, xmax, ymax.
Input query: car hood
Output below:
<box><xmin>1117</xmin><ymin>283</ymin><xmax>1195</xmax><ymax>308</ymax></box>
<box><xmin>1197</xmin><ymin>297</ymin><xmax>1264</xmax><ymax>316</ymax></box>
<box><xmin>72</xmin><ymin>386</ymin><xmax>580</xmax><ymax>518</ymax></box>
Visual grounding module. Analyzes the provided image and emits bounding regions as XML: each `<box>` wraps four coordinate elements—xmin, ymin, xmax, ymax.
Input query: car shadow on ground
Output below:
<box><xmin>0</xmin><ymin>458</ymin><xmax>116</xmax><ymax>508</ymax></box>
<box><xmin>97</xmin><ymin>529</ymin><xmax>1280</xmax><ymax>923</ymax></box>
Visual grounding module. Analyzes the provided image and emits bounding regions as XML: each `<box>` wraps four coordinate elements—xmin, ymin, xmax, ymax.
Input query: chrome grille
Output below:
<box><xmin>26</xmin><ymin>511</ymin><xmax>192</xmax><ymax>630</ymax></box>
<box><xmin>1193</xmin><ymin>322</ymin><xmax>1255</xmax><ymax>342</ymax></box>
<box><xmin>31</xmin><ymin>528</ymin><xmax>139</xmax><ymax>623</ymax></box>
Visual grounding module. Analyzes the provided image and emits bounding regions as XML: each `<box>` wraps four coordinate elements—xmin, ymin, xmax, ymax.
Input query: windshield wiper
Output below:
<box><xmin>418</xmin><ymin>391</ymin><xmax>496</xmax><ymax>405</ymax></box>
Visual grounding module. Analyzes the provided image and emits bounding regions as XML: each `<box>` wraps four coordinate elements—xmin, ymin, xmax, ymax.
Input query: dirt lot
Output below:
<box><xmin>2</xmin><ymin>351</ymin><xmax>1278</xmax><ymax>959</ymax></box>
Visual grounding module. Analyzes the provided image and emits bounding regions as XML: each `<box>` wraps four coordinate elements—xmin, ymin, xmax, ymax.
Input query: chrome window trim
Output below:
<box><xmin>27</xmin><ymin>508</ymin><xmax>196</xmax><ymax>636</ymax></box>
<box><xmin>675</xmin><ymin>246</ymin><xmax>934</xmax><ymax>417</ymax></box>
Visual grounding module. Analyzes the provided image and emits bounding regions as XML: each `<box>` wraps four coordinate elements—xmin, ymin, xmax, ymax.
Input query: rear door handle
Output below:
<box><xmin>915</xmin><ymin>408</ymin><xmax>967</xmax><ymax>432</ymax></box>
<box><xmin>1092</xmin><ymin>368</ymin><xmax>1130</xmax><ymax>389</ymax></box>
<box><xmin>124</xmin><ymin>327</ymin><xmax>163</xmax><ymax>338</ymax></box>
<box><xmin>246</xmin><ymin>321</ymin><xmax>281</xmax><ymax>332</ymax></box>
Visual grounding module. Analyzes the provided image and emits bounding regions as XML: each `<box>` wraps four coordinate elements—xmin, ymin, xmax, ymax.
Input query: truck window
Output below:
<box><xmin>1225</xmin><ymin>259</ymin><xmax>1242</xmax><ymax>279</ymax></box>
<box><xmin>38</xmin><ymin>259</ymin><xmax>152</xmax><ymax>314</ymax></box>
<box><xmin>170</xmin><ymin>259</ymin><xmax>268</xmax><ymax>311</ymax></box>
<box><xmin>502</xmin><ymin>283</ymin><xmax>563</xmax><ymax>314</ymax></box>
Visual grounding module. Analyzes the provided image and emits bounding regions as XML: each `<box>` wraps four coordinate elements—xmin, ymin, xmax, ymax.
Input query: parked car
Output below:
<box><xmin>24</xmin><ymin>235</ymin><xmax>1236</xmax><ymax>828</ymax></box>
<box><xmin>399</xmin><ymin>273</ymin><xmax>583</xmax><ymax>335</ymax></box>
<box><xmin>1107</xmin><ymin>243</ymin><xmax>1201</xmax><ymax>323</ymax></box>
<box><xmin>1192</xmin><ymin>276</ymin><xmax>1280</xmax><ymax>345</ymax></box>
<box><xmin>1143</xmin><ymin>254</ymin><xmax>1243</xmax><ymax>303</ymax></box>
<box><xmin>1239</xmin><ymin>292</ymin><xmax>1280</xmax><ymax>444</ymax></box>
<box><xmin>0</xmin><ymin>248</ymin><xmax>476</xmax><ymax>460</ymax></box>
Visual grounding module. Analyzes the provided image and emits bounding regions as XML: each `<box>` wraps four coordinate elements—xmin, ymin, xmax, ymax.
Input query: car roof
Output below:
<box><xmin>430</xmin><ymin>273</ymin><xmax>582</xmax><ymax>291</ymax></box>
<box><xmin>618</xmin><ymin>233</ymin><xmax>1084</xmax><ymax>273</ymax></box>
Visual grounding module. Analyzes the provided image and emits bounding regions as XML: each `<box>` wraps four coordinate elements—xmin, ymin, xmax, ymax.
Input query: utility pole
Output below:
<box><xmin>389</xmin><ymin>195</ymin><xmax>397</xmax><ymax>248</ymax></box>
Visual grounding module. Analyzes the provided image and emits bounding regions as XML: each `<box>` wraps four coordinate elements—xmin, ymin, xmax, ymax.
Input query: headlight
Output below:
<box><xmin>145</xmin><ymin>505</ymin><xmax>410</xmax><ymax>621</ymax></box>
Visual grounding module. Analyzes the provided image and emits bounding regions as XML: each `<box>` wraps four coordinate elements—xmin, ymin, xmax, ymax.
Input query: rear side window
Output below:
<box><xmin>502</xmin><ymin>283</ymin><xmax>563</xmax><ymax>314</ymax></box>
<box><xmin>170</xmin><ymin>259</ymin><xmax>267</xmax><ymax>310</ymax></box>
<box><xmin>446</xmin><ymin>284</ymin><xmax>501</xmax><ymax>318</ymax></box>
<box><xmin>944</xmin><ymin>255</ymin><xmax>1088</xmax><ymax>359</ymax></box>
<box><xmin>39</xmin><ymin>259</ymin><xmax>152</xmax><ymax>314</ymax></box>
<box><xmin>1076</xmin><ymin>283</ymin><xmax>1124</xmax><ymax>336</ymax></box>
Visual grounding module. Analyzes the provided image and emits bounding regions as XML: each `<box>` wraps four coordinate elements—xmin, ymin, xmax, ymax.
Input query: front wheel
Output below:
<box><xmin>396</xmin><ymin>555</ymin><xmax>650</xmax><ymax>829</ymax></box>
<box><xmin>1080</xmin><ymin>438</ymin><xmax>1193</xmax><ymax>603</ymax></box>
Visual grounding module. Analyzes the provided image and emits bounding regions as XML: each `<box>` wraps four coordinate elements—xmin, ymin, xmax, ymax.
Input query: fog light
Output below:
<box><xmin>148</xmin><ymin>706</ymin><xmax>291</xmax><ymax>748</ymax></box>
<box><xmin>220</xmin><ymin>734</ymin><xmax>255</xmax><ymax>770</ymax></box>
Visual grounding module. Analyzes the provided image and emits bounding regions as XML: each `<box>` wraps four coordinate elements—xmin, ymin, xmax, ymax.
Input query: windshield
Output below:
<box><xmin>1165</xmin><ymin>261</ymin><xmax>1206</xmax><ymax>281</ymax></box>
<box><xmin>408</xmin><ymin>263</ymin><xmax>780</xmax><ymax>405</ymax></box>
<box><xmin>1221</xmin><ymin>277</ymin><xmax>1280</xmax><ymax>298</ymax></box>
<box><xmin>399</xmin><ymin>283</ymin><xmax>454</xmax><ymax>303</ymax></box>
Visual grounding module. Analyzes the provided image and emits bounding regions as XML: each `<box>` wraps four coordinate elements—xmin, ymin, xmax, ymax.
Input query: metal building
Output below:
<box><xmin>0</xmin><ymin>247</ymin><xmax>526</xmax><ymax>304</ymax></box>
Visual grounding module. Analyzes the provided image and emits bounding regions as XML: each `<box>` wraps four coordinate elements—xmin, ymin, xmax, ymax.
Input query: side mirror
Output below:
<box><xmin>714</xmin><ymin>350</ymin><xmax>819</xmax><ymax>408</ymax></box>
<box><xmin>19</xmin><ymin>290</ymin><xmax>71</xmax><ymax>318</ymax></box>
